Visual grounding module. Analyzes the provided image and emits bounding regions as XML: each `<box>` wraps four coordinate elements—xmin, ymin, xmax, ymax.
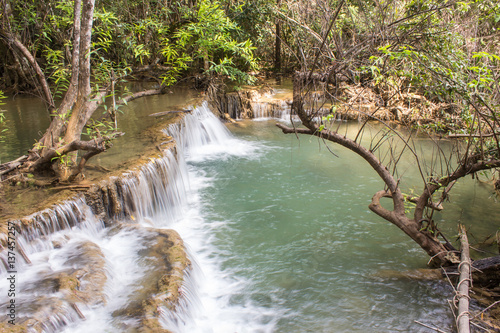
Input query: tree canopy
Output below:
<box><xmin>0</xmin><ymin>0</ymin><xmax>260</xmax><ymax>181</ymax></box>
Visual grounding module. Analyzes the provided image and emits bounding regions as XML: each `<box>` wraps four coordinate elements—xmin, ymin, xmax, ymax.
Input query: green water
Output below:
<box><xmin>0</xmin><ymin>95</ymin><xmax>50</xmax><ymax>163</ymax></box>
<box><xmin>188</xmin><ymin>119</ymin><xmax>499</xmax><ymax>332</ymax></box>
<box><xmin>2</xmin><ymin>90</ymin><xmax>499</xmax><ymax>332</ymax></box>
<box><xmin>0</xmin><ymin>84</ymin><xmax>201</xmax><ymax>165</ymax></box>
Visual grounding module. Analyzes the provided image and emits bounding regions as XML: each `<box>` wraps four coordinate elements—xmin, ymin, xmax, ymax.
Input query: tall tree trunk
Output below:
<box><xmin>39</xmin><ymin>0</ymin><xmax>82</xmax><ymax>152</ymax></box>
<box><xmin>49</xmin><ymin>0</ymin><xmax>95</xmax><ymax>181</ymax></box>
<box><xmin>63</xmin><ymin>0</ymin><xmax>95</xmax><ymax>146</ymax></box>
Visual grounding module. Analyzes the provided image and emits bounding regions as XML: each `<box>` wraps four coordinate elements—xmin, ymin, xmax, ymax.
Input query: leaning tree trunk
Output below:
<box><xmin>63</xmin><ymin>0</ymin><xmax>95</xmax><ymax>147</ymax></box>
<box><xmin>277</xmin><ymin>72</ymin><xmax>455</xmax><ymax>267</ymax></box>
<box><xmin>0</xmin><ymin>34</ymin><xmax>55</xmax><ymax>110</ymax></box>
<box><xmin>38</xmin><ymin>0</ymin><xmax>82</xmax><ymax>152</ymax></box>
<box><xmin>56</xmin><ymin>0</ymin><xmax>95</xmax><ymax>181</ymax></box>
<box><xmin>1</xmin><ymin>0</ymin><xmax>168</xmax><ymax>183</ymax></box>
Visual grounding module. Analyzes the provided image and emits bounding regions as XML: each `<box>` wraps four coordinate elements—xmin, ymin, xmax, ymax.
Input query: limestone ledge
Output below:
<box><xmin>0</xmin><ymin>113</ymin><xmax>190</xmax><ymax>333</ymax></box>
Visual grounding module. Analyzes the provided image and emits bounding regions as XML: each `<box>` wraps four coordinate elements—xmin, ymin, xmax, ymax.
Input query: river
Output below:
<box><xmin>0</xmin><ymin>87</ymin><xmax>498</xmax><ymax>332</ymax></box>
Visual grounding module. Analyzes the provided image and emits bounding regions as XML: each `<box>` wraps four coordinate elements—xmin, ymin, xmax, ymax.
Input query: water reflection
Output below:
<box><xmin>0</xmin><ymin>96</ymin><xmax>50</xmax><ymax>163</ymax></box>
<box><xmin>0</xmin><ymin>85</ymin><xmax>201</xmax><ymax>166</ymax></box>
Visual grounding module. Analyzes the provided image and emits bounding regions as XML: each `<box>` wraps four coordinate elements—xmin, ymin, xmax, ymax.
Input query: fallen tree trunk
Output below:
<box><xmin>0</xmin><ymin>155</ymin><xmax>28</xmax><ymax>176</ymax></box>
<box><xmin>457</xmin><ymin>225</ymin><xmax>471</xmax><ymax>333</ymax></box>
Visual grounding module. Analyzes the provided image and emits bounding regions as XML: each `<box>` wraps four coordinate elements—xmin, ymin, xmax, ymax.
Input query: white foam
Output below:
<box><xmin>0</xmin><ymin>101</ymin><xmax>281</xmax><ymax>332</ymax></box>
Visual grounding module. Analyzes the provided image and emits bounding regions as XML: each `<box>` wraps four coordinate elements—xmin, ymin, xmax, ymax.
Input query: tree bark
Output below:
<box><xmin>38</xmin><ymin>0</ymin><xmax>83</xmax><ymax>151</ymax></box>
<box><xmin>63</xmin><ymin>0</ymin><xmax>96</xmax><ymax>146</ymax></box>
<box><xmin>275</xmin><ymin>0</ymin><xmax>281</xmax><ymax>72</ymax></box>
<box><xmin>30</xmin><ymin>132</ymin><xmax>117</xmax><ymax>173</ymax></box>
<box><xmin>457</xmin><ymin>225</ymin><xmax>471</xmax><ymax>333</ymax></box>
<box><xmin>0</xmin><ymin>0</ymin><xmax>167</xmax><ymax>183</ymax></box>
<box><xmin>277</xmin><ymin>71</ymin><xmax>455</xmax><ymax>267</ymax></box>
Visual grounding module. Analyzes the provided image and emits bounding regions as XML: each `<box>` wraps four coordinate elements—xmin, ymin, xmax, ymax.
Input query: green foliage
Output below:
<box><xmin>4</xmin><ymin>0</ymin><xmax>260</xmax><ymax>94</ymax></box>
<box><xmin>222</xmin><ymin>0</ymin><xmax>275</xmax><ymax>63</ymax></box>
<box><xmin>159</xmin><ymin>0</ymin><xmax>259</xmax><ymax>86</ymax></box>
<box><xmin>85</xmin><ymin>119</ymin><xmax>117</xmax><ymax>143</ymax></box>
<box><xmin>51</xmin><ymin>150</ymin><xmax>71</xmax><ymax>166</ymax></box>
<box><xmin>44</xmin><ymin>46</ymin><xmax>71</xmax><ymax>99</ymax></box>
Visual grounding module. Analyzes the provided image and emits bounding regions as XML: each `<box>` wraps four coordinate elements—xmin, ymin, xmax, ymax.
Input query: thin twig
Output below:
<box><xmin>414</xmin><ymin>320</ymin><xmax>450</xmax><ymax>333</ymax></box>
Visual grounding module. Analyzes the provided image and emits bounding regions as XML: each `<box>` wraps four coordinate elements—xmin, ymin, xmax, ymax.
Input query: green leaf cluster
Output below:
<box><xmin>159</xmin><ymin>0</ymin><xmax>259</xmax><ymax>86</ymax></box>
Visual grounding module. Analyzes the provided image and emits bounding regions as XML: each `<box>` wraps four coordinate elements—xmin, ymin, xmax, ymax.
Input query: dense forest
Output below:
<box><xmin>1</xmin><ymin>0</ymin><xmax>500</xmax><ymax>330</ymax></box>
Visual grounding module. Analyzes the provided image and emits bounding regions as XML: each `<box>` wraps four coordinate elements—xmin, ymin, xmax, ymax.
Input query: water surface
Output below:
<box><xmin>1</xmin><ymin>91</ymin><xmax>499</xmax><ymax>332</ymax></box>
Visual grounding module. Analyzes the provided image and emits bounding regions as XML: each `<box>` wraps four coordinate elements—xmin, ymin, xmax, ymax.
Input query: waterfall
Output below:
<box><xmin>165</xmin><ymin>102</ymin><xmax>233</xmax><ymax>155</ymax></box>
<box><xmin>0</xmin><ymin>100</ymin><xmax>277</xmax><ymax>332</ymax></box>
<box><xmin>0</xmin><ymin>197</ymin><xmax>104</xmax><ymax>274</ymax></box>
<box><xmin>120</xmin><ymin>149</ymin><xmax>189</xmax><ymax>225</ymax></box>
<box><xmin>0</xmin><ymin>147</ymin><xmax>192</xmax><ymax>332</ymax></box>
<box><xmin>251</xmin><ymin>99</ymin><xmax>291</xmax><ymax>120</ymax></box>
<box><xmin>210</xmin><ymin>88</ymin><xmax>292</xmax><ymax>121</ymax></box>
<box><xmin>161</xmin><ymin>102</ymin><xmax>279</xmax><ymax>332</ymax></box>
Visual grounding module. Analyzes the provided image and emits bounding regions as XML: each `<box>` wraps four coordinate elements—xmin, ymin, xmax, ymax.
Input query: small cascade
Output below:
<box><xmin>0</xmin><ymin>197</ymin><xmax>104</xmax><ymax>274</ymax></box>
<box><xmin>158</xmin><ymin>266</ymin><xmax>201</xmax><ymax>332</ymax></box>
<box><xmin>163</xmin><ymin>101</ymin><xmax>256</xmax><ymax>162</ymax></box>
<box><xmin>164</xmin><ymin>101</ymin><xmax>232</xmax><ymax>153</ymax></box>
<box><xmin>251</xmin><ymin>99</ymin><xmax>291</xmax><ymax>120</ymax></box>
<box><xmin>119</xmin><ymin>149</ymin><xmax>189</xmax><ymax>225</ymax></box>
<box><xmin>209</xmin><ymin>87</ymin><xmax>292</xmax><ymax>121</ymax></box>
<box><xmin>0</xmin><ymin>146</ymin><xmax>193</xmax><ymax>331</ymax></box>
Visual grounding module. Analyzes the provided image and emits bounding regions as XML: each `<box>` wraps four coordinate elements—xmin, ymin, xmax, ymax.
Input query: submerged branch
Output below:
<box><xmin>29</xmin><ymin>133</ymin><xmax>123</xmax><ymax>173</ymax></box>
<box><xmin>149</xmin><ymin>110</ymin><xmax>192</xmax><ymax>117</ymax></box>
<box><xmin>119</xmin><ymin>88</ymin><xmax>164</xmax><ymax>105</ymax></box>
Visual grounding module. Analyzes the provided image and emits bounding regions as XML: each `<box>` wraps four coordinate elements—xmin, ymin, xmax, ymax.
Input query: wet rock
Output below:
<box><xmin>58</xmin><ymin>241</ymin><xmax>108</xmax><ymax>306</ymax></box>
<box><xmin>0</xmin><ymin>240</ymin><xmax>108</xmax><ymax>331</ymax></box>
<box><xmin>111</xmin><ymin>227</ymin><xmax>191</xmax><ymax>332</ymax></box>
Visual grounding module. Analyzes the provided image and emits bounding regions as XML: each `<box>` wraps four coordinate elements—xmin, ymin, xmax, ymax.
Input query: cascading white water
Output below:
<box><xmin>161</xmin><ymin>101</ymin><xmax>280</xmax><ymax>332</ymax></box>
<box><xmin>0</xmin><ymin>197</ymin><xmax>105</xmax><ymax>275</ymax></box>
<box><xmin>0</xmin><ymin>198</ymin><xmax>106</xmax><ymax>331</ymax></box>
<box><xmin>120</xmin><ymin>149</ymin><xmax>189</xmax><ymax>225</ymax></box>
<box><xmin>251</xmin><ymin>99</ymin><xmax>291</xmax><ymax>121</ymax></box>
<box><xmin>0</xmin><ymin>100</ymin><xmax>276</xmax><ymax>332</ymax></box>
